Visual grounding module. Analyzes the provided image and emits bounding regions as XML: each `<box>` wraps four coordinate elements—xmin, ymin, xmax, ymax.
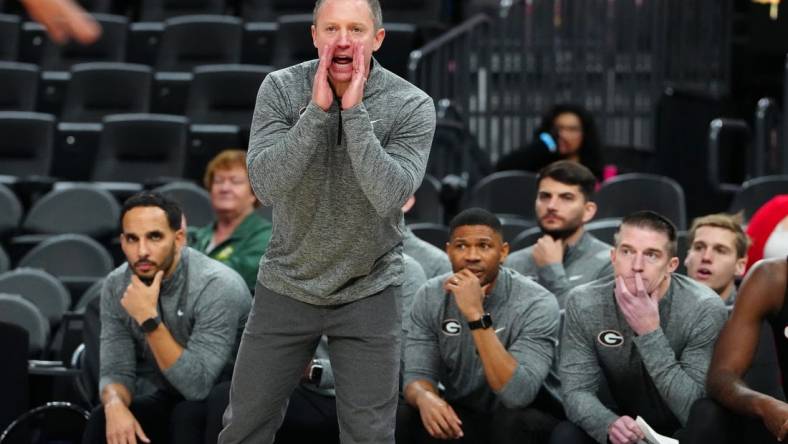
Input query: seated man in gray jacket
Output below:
<box><xmin>82</xmin><ymin>192</ymin><xmax>251</xmax><ymax>444</ymax></box>
<box><xmin>506</xmin><ymin>161</ymin><xmax>612</xmax><ymax>307</ymax></box>
<box><xmin>399</xmin><ymin>208</ymin><xmax>562</xmax><ymax>444</ymax></box>
<box><xmin>553</xmin><ymin>211</ymin><xmax>728</xmax><ymax>444</ymax></box>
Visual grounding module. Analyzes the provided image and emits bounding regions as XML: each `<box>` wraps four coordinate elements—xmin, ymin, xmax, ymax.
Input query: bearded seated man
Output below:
<box><xmin>505</xmin><ymin>161</ymin><xmax>612</xmax><ymax>308</ymax></box>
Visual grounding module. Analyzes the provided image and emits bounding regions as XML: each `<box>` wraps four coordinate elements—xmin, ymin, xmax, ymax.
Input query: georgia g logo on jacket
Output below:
<box><xmin>597</xmin><ymin>330</ymin><xmax>624</xmax><ymax>347</ymax></box>
<box><xmin>442</xmin><ymin>319</ymin><xmax>462</xmax><ymax>336</ymax></box>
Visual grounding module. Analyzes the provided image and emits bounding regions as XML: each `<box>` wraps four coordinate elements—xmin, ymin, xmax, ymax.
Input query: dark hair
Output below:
<box><xmin>537</xmin><ymin>160</ymin><xmax>597</xmax><ymax>200</ymax></box>
<box><xmin>121</xmin><ymin>192</ymin><xmax>183</xmax><ymax>231</ymax></box>
<box><xmin>616</xmin><ymin>210</ymin><xmax>678</xmax><ymax>256</ymax></box>
<box><xmin>449</xmin><ymin>208</ymin><xmax>502</xmax><ymax>237</ymax></box>
<box><xmin>535</xmin><ymin>104</ymin><xmax>603</xmax><ymax>179</ymax></box>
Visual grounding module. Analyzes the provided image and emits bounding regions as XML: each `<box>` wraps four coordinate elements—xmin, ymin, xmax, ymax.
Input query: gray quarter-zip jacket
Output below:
<box><xmin>560</xmin><ymin>273</ymin><xmax>727</xmax><ymax>443</ymax></box>
<box><xmin>99</xmin><ymin>248</ymin><xmax>251</xmax><ymax>401</ymax></box>
<box><xmin>506</xmin><ymin>231</ymin><xmax>613</xmax><ymax>308</ymax></box>
<box><xmin>404</xmin><ymin>267</ymin><xmax>560</xmax><ymax>412</ymax></box>
<box><xmin>247</xmin><ymin>58</ymin><xmax>436</xmax><ymax>305</ymax></box>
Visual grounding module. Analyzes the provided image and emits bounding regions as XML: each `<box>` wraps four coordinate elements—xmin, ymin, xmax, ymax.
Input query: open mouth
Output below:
<box><xmin>332</xmin><ymin>55</ymin><xmax>353</xmax><ymax>66</ymax></box>
<box><xmin>696</xmin><ymin>268</ymin><xmax>712</xmax><ymax>279</ymax></box>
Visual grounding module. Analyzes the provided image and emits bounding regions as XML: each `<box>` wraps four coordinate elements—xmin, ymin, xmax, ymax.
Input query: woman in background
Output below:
<box><xmin>496</xmin><ymin>104</ymin><xmax>604</xmax><ymax>180</ymax></box>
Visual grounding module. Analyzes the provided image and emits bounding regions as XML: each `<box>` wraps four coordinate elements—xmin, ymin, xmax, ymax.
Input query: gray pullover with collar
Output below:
<box><xmin>560</xmin><ymin>273</ymin><xmax>727</xmax><ymax>443</ymax></box>
<box><xmin>505</xmin><ymin>231</ymin><xmax>613</xmax><ymax>307</ymax></box>
<box><xmin>247</xmin><ymin>59</ymin><xmax>436</xmax><ymax>305</ymax></box>
<box><xmin>99</xmin><ymin>247</ymin><xmax>251</xmax><ymax>401</ymax></box>
<box><xmin>404</xmin><ymin>267</ymin><xmax>560</xmax><ymax>413</ymax></box>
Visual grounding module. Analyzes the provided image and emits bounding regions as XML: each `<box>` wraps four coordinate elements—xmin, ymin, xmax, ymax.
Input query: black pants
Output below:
<box><xmin>680</xmin><ymin>398</ymin><xmax>781</xmax><ymax>444</ymax></box>
<box><xmin>83</xmin><ymin>390</ymin><xmax>184</xmax><ymax>444</ymax></box>
<box><xmin>548</xmin><ymin>398</ymin><xmax>780</xmax><ymax>444</ymax></box>
<box><xmin>395</xmin><ymin>390</ymin><xmax>563</xmax><ymax>444</ymax></box>
<box><xmin>82</xmin><ymin>384</ymin><xmax>230</xmax><ymax>444</ymax></box>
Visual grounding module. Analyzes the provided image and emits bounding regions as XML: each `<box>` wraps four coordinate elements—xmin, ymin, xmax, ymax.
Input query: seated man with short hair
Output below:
<box><xmin>506</xmin><ymin>161</ymin><xmax>612</xmax><ymax>307</ymax></box>
<box><xmin>82</xmin><ymin>192</ymin><xmax>251</xmax><ymax>444</ymax></box>
<box><xmin>553</xmin><ymin>211</ymin><xmax>727</xmax><ymax>444</ymax></box>
<box><xmin>399</xmin><ymin>208</ymin><xmax>562</xmax><ymax>444</ymax></box>
<box><xmin>684</xmin><ymin>213</ymin><xmax>749</xmax><ymax>305</ymax></box>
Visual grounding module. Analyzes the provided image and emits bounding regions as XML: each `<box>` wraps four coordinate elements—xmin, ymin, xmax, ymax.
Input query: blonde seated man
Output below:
<box><xmin>684</xmin><ymin>213</ymin><xmax>749</xmax><ymax>305</ymax></box>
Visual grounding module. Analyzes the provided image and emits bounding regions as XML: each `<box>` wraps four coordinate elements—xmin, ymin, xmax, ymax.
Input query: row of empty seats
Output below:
<box><xmin>0</xmin><ymin>0</ymin><xmax>446</xmax><ymax>23</ymax></box>
<box><xmin>0</xmin><ymin>13</ymin><xmax>421</xmax><ymax>77</ymax></box>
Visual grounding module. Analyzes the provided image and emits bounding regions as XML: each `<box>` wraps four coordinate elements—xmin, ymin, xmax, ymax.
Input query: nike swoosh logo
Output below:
<box><xmin>568</xmin><ymin>275</ymin><xmax>584</xmax><ymax>281</ymax></box>
<box><xmin>370</xmin><ymin>119</ymin><xmax>382</xmax><ymax>127</ymax></box>
<box><xmin>495</xmin><ymin>327</ymin><xmax>506</xmax><ymax>334</ymax></box>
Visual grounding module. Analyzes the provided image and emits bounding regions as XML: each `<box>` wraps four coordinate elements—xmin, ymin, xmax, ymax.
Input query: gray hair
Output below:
<box><xmin>313</xmin><ymin>0</ymin><xmax>383</xmax><ymax>30</ymax></box>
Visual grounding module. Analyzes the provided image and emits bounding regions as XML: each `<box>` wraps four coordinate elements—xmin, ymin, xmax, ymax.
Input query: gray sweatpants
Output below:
<box><xmin>218</xmin><ymin>284</ymin><xmax>402</xmax><ymax>444</ymax></box>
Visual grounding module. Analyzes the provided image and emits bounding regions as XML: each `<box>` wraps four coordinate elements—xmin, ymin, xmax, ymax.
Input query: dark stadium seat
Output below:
<box><xmin>154</xmin><ymin>181</ymin><xmax>214</xmax><ymax>227</ymax></box>
<box><xmin>140</xmin><ymin>0</ymin><xmax>227</xmax><ymax>21</ymax></box>
<box><xmin>18</xmin><ymin>234</ymin><xmax>114</xmax><ymax>300</ymax></box>
<box><xmin>242</xmin><ymin>21</ymin><xmax>277</xmax><ymax>65</ymax></box>
<box><xmin>584</xmin><ymin>218</ymin><xmax>622</xmax><ymax>246</ymax></box>
<box><xmin>0</xmin><ymin>269</ymin><xmax>68</xmax><ymax>332</ymax></box>
<box><xmin>381</xmin><ymin>0</ymin><xmax>443</xmax><ymax>25</ymax></box>
<box><xmin>20</xmin><ymin>184</ymin><xmax>120</xmax><ymax>239</ymax></box>
<box><xmin>465</xmin><ymin>171</ymin><xmax>538</xmax><ymax>221</ymax></box>
<box><xmin>0</xmin><ymin>61</ymin><xmax>39</xmax><ymax>111</ymax></box>
<box><xmin>186</xmin><ymin>63</ymin><xmax>271</xmax><ymax>131</ymax></box>
<box><xmin>61</xmin><ymin>62</ymin><xmax>153</xmax><ymax>123</ymax></box>
<box><xmin>74</xmin><ymin>278</ymin><xmax>104</xmax><ymax>313</ymax></box>
<box><xmin>92</xmin><ymin>113</ymin><xmax>189</xmax><ymax>182</ymax></box>
<box><xmin>729</xmin><ymin>175</ymin><xmax>788</xmax><ymax>222</ymax></box>
<box><xmin>0</xmin><ymin>183</ymin><xmax>22</xmax><ymax>239</ymax></box>
<box><xmin>240</xmin><ymin>0</ymin><xmax>314</xmax><ymax>21</ymax></box>
<box><xmin>156</xmin><ymin>15</ymin><xmax>243</xmax><ymax>73</ymax></box>
<box><xmin>0</xmin><ymin>402</ymin><xmax>89</xmax><ymax>444</ymax></box>
<box><xmin>500</xmin><ymin>217</ymin><xmax>536</xmax><ymax>244</ymax></box>
<box><xmin>0</xmin><ymin>295</ymin><xmax>47</xmax><ymax>358</ymax></box>
<box><xmin>0</xmin><ymin>13</ymin><xmax>20</xmax><ymax>61</ymax></box>
<box><xmin>0</xmin><ymin>111</ymin><xmax>55</xmax><ymax>177</ymax></box>
<box><xmin>374</xmin><ymin>23</ymin><xmax>418</xmax><ymax>78</ymax></box>
<box><xmin>406</xmin><ymin>174</ymin><xmax>443</xmax><ymax>224</ymax></box>
<box><xmin>271</xmin><ymin>14</ymin><xmax>315</xmax><ymax>68</ymax></box>
<box><xmin>510</xmin><ymin>226</ymin><xmax>542</xmax><ymax>252</ymax></box>
<box><xmin>676</xmin><ymin>230</ymin><xmax>690</xmax><ymax>275</ymax></box>
<box><xmin>595</xmin><ymin>173</ymin><xmax>687</xmax><ymax>230</ymax></box>
<box><xmin>0</xmin><ymin>246</ymin><xmax>9</xmax><ymax>274</ymax></box>
<box><xmin>0</xmin><ymin>322</ymin><xmax>28</xmax><ymax>432</ymax></box>
<box><xmin>408</xmin><ymin>223</ymin><xmax>449</xmax><ymax>249</ymax></box>
<box><xmin>38</xmin><ymin>14</ymin><xmax>128</xmax><ymax>71</ymax></box>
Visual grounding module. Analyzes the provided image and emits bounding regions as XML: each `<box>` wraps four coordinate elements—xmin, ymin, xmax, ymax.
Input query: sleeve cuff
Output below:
<box><xmin>495</xmin><ymin>365</ymin><xmax>536</xmax><ymax>408</ymax></box>
<box><xmin>537</xmin><ymin>263</ymin><xmax>566</xmax><ymax>284</ymax></box>
<box><xmin>631</xmin><ymin>327</ymin><xmax>673</xmax><ymax>370</ymax></box>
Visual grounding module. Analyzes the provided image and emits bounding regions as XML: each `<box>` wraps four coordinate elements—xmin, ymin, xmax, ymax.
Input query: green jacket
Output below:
<box><xmin>191</xmin><ymin>212</ymin><xmax>272</xmax><ymax>291</ymax></box>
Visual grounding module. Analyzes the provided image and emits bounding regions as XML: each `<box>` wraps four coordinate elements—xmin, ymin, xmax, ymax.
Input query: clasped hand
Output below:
<box><xmin>614</xmin><ymin>273</ymin><xmax>660</xmax><ymax>336</ymax></box>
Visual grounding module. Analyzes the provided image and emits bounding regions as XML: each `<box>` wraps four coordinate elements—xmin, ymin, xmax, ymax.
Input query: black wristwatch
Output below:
<box><xmin>140</xmin><ymin>315</ymin><xmax>161</xmax><ymax>333</ymax></box>
<box><xmin>468</xmin><ymin>313</ymin><xmax>493</xmax><ymax>330</ymax></box>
